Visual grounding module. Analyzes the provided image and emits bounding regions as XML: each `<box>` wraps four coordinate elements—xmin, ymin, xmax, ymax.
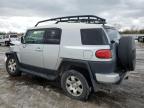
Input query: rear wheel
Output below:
<box><xmin>6</xmin><ymin>56</ymin><xmax>21</xmax><ymax>76</ymax></box>
<box><xmin>61</xmin><ymin>70</ymin><xmax>90</xmax><ymax>100</ymax></box>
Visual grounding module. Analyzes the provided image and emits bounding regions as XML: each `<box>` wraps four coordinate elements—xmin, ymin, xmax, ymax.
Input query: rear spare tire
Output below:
<box><xmin>118</xmin><ymin>36</ymin><xmax>136</xmax><ymax>71</ymax></box>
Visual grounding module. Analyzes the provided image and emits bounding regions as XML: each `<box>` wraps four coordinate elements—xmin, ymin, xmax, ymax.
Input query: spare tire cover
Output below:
<box><xmin>118</xmin><ymin>36</ymin><xmax>136</xmax><ymax>71</ymax></box>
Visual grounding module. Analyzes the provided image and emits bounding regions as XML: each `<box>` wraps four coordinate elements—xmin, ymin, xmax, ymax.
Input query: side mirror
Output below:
<box><xmin>111</xmin><ymin>40</ymin><xmax>115</xmax><ymax>44</ymax></box>
<box><xmin>21</xmin><ymin>36</ymin><xmax>25</xmax><ymax>44</ymax></box>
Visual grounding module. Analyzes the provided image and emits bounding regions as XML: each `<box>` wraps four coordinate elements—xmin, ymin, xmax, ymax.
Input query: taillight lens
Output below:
<box><xmin>96</xmin><ymin>49</ymin><xmax>112</xmax><ymax>59</ymax></box>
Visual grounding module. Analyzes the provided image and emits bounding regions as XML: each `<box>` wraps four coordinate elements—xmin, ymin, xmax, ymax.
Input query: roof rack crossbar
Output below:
<box><xmin>35</xmin><ymin>15</ymin><xmax>106</xmax><ymax>27</ymax></box>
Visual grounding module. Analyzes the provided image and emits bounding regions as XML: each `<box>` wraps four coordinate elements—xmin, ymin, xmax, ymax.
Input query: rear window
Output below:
<box><xmin>80</xmin><ymin>28</ymin><xmax>108</xmax><ymax>45</ymax></box>
<box><xmin>105</xmin><ymin>28</ymin><xmax>121</xmax><ymax>42</ymax></box>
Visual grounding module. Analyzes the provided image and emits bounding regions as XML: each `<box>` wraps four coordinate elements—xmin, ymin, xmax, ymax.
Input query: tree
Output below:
<box><xmin>0</xmin><ymin>32</ymin><xmax>6</xmax><ymax>35</ymax></box>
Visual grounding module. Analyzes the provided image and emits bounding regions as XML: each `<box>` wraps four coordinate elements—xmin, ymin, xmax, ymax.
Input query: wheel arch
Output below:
<box><xmin>58</xmin><ymin>58</ymin><xmax>97</xmax><ymax>91</ymax></box>
<box><xmin>5</xmin><ymin>51</ymin><xmax>20</xmax><ymax>63</ymax></box>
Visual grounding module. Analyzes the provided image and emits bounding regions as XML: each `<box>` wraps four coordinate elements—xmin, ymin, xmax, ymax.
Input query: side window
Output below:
<box><xmin>4</xmin><ymin>35</ymin><xmax>9</xmax><ymax>38</ymax></box>
<box><xmin>80</xmin><ymin>28</ymin><xmax>108</xmax><ymax>45</ymax></box>
<box><xmin>10</xmin><ymin>35</ymin><xmax>17</xmax><ymax>38</ymax></box>
<box><xmin>25</xmin><ymin>29</ymin><xmax>45</xmax><ymax>44</ymax></box>
<box><xmin>44</xmin><ymin>28</ymin><xmax>61</xmax><ymax>44</ymax></box>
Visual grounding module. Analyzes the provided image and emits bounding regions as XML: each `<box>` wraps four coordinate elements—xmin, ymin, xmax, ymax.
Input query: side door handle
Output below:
<box><xmin>35</xmin><ymin>47</ymin><xmax>43</xmax><ymax>52</ymax></box>
<box><xmin>22</xmin><ymin>44</ymin><xmax>27</xmax><ymax>48</ymax></box>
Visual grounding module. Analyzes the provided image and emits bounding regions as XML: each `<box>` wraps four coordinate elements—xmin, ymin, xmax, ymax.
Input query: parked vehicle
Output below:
<box><xmin>9</xmin><ymin>36</ymin><xmax>21</xmax><ymax>46</ymax></box>
<box><xmin>0</xmin><ymin>35</ymin><xmax>4</xmax><ymax>45</ymax></box>
<box><xmin>138</xmin><ymin>36</ymin><xmax>144</xmax><ymax>43</ymax></box>
<box><xmin>0</xmin><ymin>34</ymin><xmax>18</xmax><ymax>46</ymax></box>
<box><xmin>5</xmin><ymin>15</ymin><xmax>136</xmax><ymax>100</ymax></box>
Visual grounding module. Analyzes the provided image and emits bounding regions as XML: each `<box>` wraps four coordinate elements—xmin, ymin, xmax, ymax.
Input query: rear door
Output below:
<box><xmin>43</xmin><ymin>28</ymin><xmax>61</xmax><ymax>70</ymax></box>
<box><xmin>19</xmin><ymin>29</ymin><xmax>45</xmax><ymax>68</ymax></box>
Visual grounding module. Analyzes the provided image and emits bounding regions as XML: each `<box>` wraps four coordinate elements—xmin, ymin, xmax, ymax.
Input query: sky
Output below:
<box><xmin>0</xmin><ymin>0</ymin><xmax>144</xmax><ymax>33</ymax></box>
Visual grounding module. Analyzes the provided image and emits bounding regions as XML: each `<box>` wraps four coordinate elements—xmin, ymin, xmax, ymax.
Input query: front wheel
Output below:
<box><xmin>6</xmin><ymin>56</ymin><xmax>21</xmax><ymax>76</ymax></box>
<box><xmin>61</xmin><ymin>70</ymin><xmax>90</xmax><ymax>101</ymax></box>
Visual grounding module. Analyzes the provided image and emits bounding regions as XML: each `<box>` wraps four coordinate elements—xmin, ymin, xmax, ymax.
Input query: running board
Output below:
<box><xmin>19</xmin><ymin>67</ymin><xmax>57</xmax><ymax>81</ymax></box>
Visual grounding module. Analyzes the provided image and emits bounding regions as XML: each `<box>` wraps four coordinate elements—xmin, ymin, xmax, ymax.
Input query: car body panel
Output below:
<box><xmin>43</xmin><ymin>44</ymin><xmax>60</xmax><ymax>70</ymax></box>
<box><xmin>19</xmin><ymin>44</ymin><xmax>44</xmax><ymax>68</ymax></box>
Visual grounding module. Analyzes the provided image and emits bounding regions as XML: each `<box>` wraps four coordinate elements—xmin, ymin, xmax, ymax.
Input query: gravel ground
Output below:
<box><xmin>0</xmin><ymin>43</ymin><xmax>144</xmax><ymax>108</ymax></box>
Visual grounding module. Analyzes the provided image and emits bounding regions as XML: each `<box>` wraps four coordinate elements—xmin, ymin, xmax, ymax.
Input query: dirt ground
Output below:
<box><xmin>0</xmin><ymin>43</ymin><xmax>144</xmax><ymax>108</ymax></box>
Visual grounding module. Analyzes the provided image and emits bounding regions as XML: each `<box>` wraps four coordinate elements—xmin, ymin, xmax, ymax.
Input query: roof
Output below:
<box><xmin>29</xmin><ymin>23</ymin><xmax>103</xmax><ymax>30</ymax></box>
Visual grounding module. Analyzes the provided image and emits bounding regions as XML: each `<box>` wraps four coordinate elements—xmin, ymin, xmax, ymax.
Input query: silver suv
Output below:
<box><xmin>5</xmin><ymin>15</ymin><xmax>136</xmax><ymax>100</ymax></box>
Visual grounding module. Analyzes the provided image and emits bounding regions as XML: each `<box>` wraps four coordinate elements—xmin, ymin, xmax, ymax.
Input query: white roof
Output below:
<box><xmin>29</xmin><ymin>23</ymin><xmax>103</xmax><ymax>30</ymax></box>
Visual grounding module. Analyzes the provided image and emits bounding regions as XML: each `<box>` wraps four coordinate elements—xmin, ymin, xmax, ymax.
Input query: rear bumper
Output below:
<box><xmin>88</xmin><ymin>61</ymin><xmax>127</xmax><ymax>84</ymax></box>
<box><xmin>95</xmin><ymin>73</ymin><xmax>120</xmax><ymax>83</ymax></box>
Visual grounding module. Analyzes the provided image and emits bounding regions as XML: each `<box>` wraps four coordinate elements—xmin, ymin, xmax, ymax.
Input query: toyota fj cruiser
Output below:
<box><xmin>5</xmin><ymin>15</ymin><xmax>136</xmax><ymax>100</ymax></box>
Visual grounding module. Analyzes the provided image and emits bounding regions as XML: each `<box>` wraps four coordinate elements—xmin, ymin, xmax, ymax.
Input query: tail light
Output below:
<box><xmin>96</xmin><ymin>49</ymin><xmax>112</xmax><ymax>59</ymax></box>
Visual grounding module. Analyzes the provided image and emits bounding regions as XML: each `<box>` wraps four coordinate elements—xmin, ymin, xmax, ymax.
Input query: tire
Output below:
<box><xmin>118</xmin><ymin>36</ymin><xmax>136</xmax><ymax>71</ymax></box>
<box><xmin>138</xmin><ymin>37</ymin><xmax>140</xmax><ymax>42</ymax></box>
<box><xmin>4</xmin><ymin>41</ymin><xmax>7</xmax><ymax>46</ymax></box>
<box><xmin>6</xmin><ymin>56</ymin><xmax>21</xmax><ymax>76</ymax></box>
<box><xmin>61</xmin><ymin>70</ymin><xmax>90</xmax><ymax>101</ymax></box>
<box><xmin>5</xmin><ymin>41</ymin><xmax>10</xmax><ymax>46</ymax></box>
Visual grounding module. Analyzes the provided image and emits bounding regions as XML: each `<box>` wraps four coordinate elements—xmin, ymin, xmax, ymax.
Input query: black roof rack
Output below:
<box><xmin>35</xmin><ymin>15</ymin><xmax>106</xmax><ymax>27</ymax></box>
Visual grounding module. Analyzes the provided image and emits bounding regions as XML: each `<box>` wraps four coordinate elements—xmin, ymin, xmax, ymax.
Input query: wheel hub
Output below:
<box><xmin>66</xmin><ymin>76</ymin><xmax>83</xmax><ymax>96</ymax></box>
<box><xmin>8</xmin><ymin>59</ymin><xmax>16</xmax><ymax>73</ymax></box>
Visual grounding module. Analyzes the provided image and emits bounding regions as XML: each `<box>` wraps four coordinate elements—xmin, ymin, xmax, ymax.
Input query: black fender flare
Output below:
<box><xmin>58</xmin><ymin>58</ymin><xmax>97</xmax><ymax>91</ymax></box>
<box><xmin>5</xmin><ymin>51</ymin><xmax>20</xmax><ymax>64</ymax></box>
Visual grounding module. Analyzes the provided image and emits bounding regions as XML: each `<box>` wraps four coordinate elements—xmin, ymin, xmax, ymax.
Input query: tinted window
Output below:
<box><xmin>10</xmin><ymin>35</ymin><xmax>17</xmax><ymax>38</ymax></box>
<box><xmin>44</xmin><ymin>28</ymin><xmax>61</xmax><ymax>44</ymax></box>
<box><xmin>81</xmin><ymin>28</ymin><xmax>108</xmax><ymax>45</ymax></box>
<box><xmin>25</xmin><ymin>29</ymin><xmax>45</xmax><ymax>44</ymax></box>
<box><xmin>4</xmin><ymin>35</ymin><xmax>9</xmax><ymax>38</ymax></box>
